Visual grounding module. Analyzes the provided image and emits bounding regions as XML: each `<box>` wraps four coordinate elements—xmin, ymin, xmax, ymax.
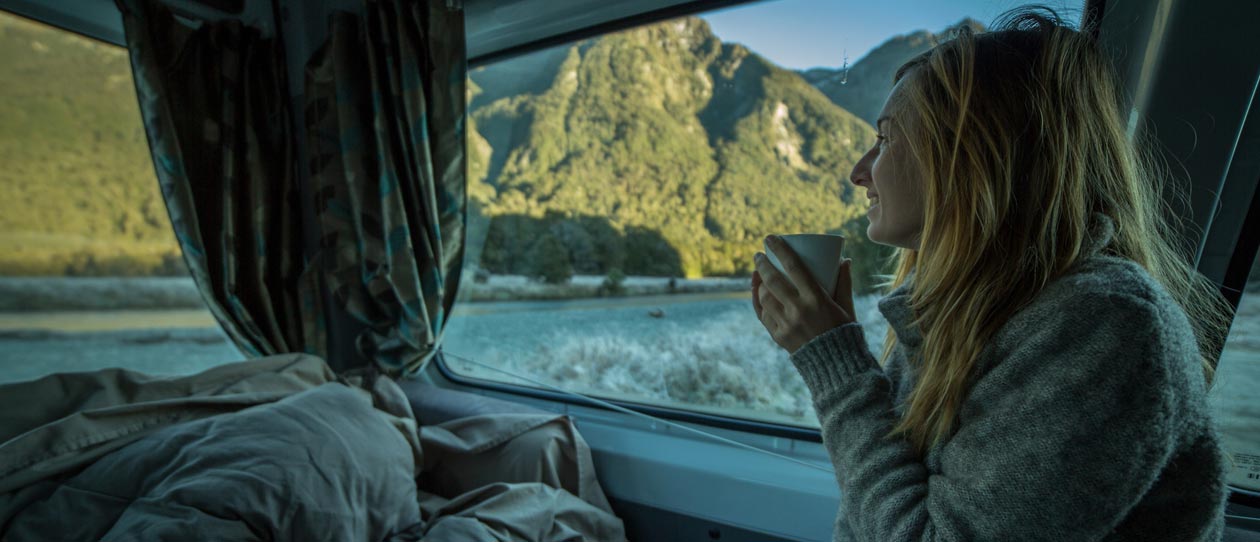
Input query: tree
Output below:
<box><xmin>550</xmin><ymin>217</ymin><xmax>599</xmax><ymax>273</ymax></box>
<box><xmin>623</xmin><ymin>226</ymin><xmax>682</xmax><ymax>276</ymax></box>
<box><xmin>601</xmin><ymin>267</ymin><xmax>626</xmax><ymax>296</ymax></box>
<box><xmin>532</xmin><ymin>233</ymin><xmax>573</xmax><ymax>284</ymax></box>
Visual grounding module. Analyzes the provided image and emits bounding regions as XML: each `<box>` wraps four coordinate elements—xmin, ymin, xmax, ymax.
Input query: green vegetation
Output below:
<box><xmin>600</xmin><ymin>268</ymin><xmax>627</xmax><ymax>296</ymax></box>
<box><xmin>469</xmin><ymin>17</ymin><xmax>896</xmax><ymax>290</ymax></box>
<box><xmin>0</xmin><ymin>12</ymin><xmax>181</xmax><ymax>276</ymax></box>
<box><xmin>2</xmin><ymin>12</ymin><xmax>900</xmax><ymax>291</ymax></box>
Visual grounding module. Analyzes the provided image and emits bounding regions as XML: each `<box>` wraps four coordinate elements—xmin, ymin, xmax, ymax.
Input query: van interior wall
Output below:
<box><xmin>1096</xmin><ymin>0</ymin><xmax>1260</xmax><ymax>285</ymax></box>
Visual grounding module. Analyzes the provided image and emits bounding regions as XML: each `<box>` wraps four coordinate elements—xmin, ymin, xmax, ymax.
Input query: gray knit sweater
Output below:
<box><xmin>790</xmin><ymin>212</ymin><xmax>1232</xmax><ymax>541</ymax></box>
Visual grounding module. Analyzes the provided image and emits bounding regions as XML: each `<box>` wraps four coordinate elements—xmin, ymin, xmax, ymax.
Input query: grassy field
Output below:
<box><xmin>0</xmin><ymin>13</ymin><xmax>182</xmax><ymax>277</ymax></box>
<box><xmin>0</xmin><ymin>274</ymin><xmax>751</xmax><ymax>311</ymax></box>
<box><xmin>1</xmin><ymin>280</ymin><xmax>1256</xmax><ymax>489</ymax></box>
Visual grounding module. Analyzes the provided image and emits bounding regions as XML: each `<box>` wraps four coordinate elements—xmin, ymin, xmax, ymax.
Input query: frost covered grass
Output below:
<box><xmin>446</xmin><ymin>294</ymin><xmax>889</xmax><ymax>425</ymax></box>
<box><xmin>0</xmin><ymin>274</ymin><xmax>751</xmax><ymax>311</ymax></box>
<box><xmin>519</xmin><ymin>310</ymin><xmax>816</xmax><ymax>419</ymax></box>
<box><xmin>448</xmin><ymin>284</ymin><xmax>1260</xmax><ymax>428</ymax></box>
<box><xmin>4</xmin><ymin>274</ymin><xmax>1257</xmax><ymax>433</ymax></box>
<box><xmin>458</xmin><ymin>274</ymin><xmax>750</xmax><ymax>301</ymax></box>
<box><xmin>0</xmin><ymin>277</ymin><xmax>205</xmax><ymax>311</ymax></box>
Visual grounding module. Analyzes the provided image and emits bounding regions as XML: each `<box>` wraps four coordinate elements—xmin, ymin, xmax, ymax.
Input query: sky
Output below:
<box><xmin>700</xmin><ymin>0</ymin><xmax>1084</xmax><ymax>71</ymax></box>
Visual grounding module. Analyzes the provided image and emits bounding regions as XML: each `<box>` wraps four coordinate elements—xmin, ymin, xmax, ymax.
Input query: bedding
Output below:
<box><xmin>0</xmin><ymin>356</ymin><xmax>625</xmax><ymax>541</ymax></box>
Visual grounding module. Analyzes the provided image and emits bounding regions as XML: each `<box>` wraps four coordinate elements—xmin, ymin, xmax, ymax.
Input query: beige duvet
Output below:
<box><xmin>0</xmin><ymin>354</ymin><xmax>626</xmax><ymax>541</ymax></box>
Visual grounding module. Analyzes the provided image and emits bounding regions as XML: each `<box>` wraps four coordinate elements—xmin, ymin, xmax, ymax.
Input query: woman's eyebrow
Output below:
<box><xmin>876</xmin><ymin>116</ymin><xmax>892</xmax><ymax>132</ymax></box>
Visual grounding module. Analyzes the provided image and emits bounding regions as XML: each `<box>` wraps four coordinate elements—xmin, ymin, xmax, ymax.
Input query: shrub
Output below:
<box><xmin>533</xmin><ymin>234</ymin><xmax>573</xmax><ymax>284</ymax></box>
<box><xmin>601</xmin><ymin>267</ymin><xmax>626</xmax><ymax>296</ymax></box>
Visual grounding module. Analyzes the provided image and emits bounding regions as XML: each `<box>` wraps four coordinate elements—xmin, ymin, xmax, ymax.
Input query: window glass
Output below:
<box><xmin>442</xmin><ymin>1</ymin><xmax>1082</xmax><ymax>427</ymax></box>
<box><xmin>1210</xmin><ymin>253</ymin><xmax>1260</xmax><ymax>492</ymax></box>
<box><xmin>0</xmin><ymin>11</ymin><xmax>238</xmax><ymax>384</ymax></box>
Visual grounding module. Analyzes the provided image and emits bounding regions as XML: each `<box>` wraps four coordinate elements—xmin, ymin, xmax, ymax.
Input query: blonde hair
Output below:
<box><xmin>877</xmin><ymin>7</ymin><xmax>1235</xmax><ymax>457</ymax></box>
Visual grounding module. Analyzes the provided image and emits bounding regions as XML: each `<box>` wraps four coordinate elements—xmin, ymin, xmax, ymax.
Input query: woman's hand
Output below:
<box><xmin>752</xmin><ymin>236</ymin><xmax>857</xmax><ymax>354</ymax></box>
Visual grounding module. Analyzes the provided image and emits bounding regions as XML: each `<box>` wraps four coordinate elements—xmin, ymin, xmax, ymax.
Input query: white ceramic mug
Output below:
<box><xmin>764</xmin><ymin>234</ymin><xmax>846</xmax><ymax>298</ymax></box>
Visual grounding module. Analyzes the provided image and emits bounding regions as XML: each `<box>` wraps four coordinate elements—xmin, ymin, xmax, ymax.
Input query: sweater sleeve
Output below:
<box><xmin>790</xmin><ymin>292</ymin><xmax>1189</xmax><ymax>542</ymax></box>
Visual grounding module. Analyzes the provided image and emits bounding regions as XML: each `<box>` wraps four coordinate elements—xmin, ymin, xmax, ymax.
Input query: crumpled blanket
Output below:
<box><xmin>0</xmin><ymin>354</ymin><xmax>626</xmax><ymax>541</ymax></box>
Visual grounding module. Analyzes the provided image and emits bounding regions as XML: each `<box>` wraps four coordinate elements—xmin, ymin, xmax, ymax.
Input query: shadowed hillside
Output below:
<box><xmin>467</xmin><ymin>17</ymin><xmax>889</xmax><ymax>282</ymax></box>
<box><xmin>2</xmin><ymin>11</ymin><xmax>903</xmax><ymax>290</ymax></box>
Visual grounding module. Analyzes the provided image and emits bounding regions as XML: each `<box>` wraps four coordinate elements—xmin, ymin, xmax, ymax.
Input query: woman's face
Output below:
<box><xmin>849</xmin><ymin>76</ymin><xmax>925</xmax><ymax>250</ymax></box>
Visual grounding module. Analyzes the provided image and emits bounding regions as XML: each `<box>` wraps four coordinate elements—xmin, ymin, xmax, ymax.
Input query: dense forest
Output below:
<box><xmin>0</xmin><ymin>11</ymin><xmax>979</xmax><ymax>293</ymax></box>
<box><xmin>464</xmin><ymin>17</ymin><xmax>889</xmax><ymax>288</ymax></box>
<box><xmin>0</xmin><ymin>13</ymin><xmax>180</xmax><ymax>277</ymax></box>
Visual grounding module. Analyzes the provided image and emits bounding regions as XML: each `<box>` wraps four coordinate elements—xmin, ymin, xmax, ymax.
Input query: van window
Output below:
<box><xmin>441</xmin><ymin>0</ymin><xmax>1082</xmax><ymax>427</ymax></box>
<box><xmin>1210</xmin><ymin>253</ymin><xmax>1260</xmax><ymax>492</ymax></box>
<box><xmin>0</xmin><ymin>11</ymin><xmax>239</xmax><ymax>384</ymax></box>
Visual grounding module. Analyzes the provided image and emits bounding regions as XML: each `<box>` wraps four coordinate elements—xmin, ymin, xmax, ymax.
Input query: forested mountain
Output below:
<box><xmin>465</xmin><ymin>17</ymin><xmax>883</xmax><ymax>282</ymax></box>
<box><xmin>0</xmin><ymin>13</ymin><xmax>180</xmax><ymax>276</ymax></box>
<box><xmin>2</xmin><ymin>12</ymin><xmax>947</xmax><ymax>291</ymax></box>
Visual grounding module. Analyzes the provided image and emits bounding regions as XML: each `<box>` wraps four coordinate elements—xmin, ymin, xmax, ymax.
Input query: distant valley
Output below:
<box><xmin>0</xmin><ymin>11</ymin><xmax>977</xmax><ymax>291</ymax></box>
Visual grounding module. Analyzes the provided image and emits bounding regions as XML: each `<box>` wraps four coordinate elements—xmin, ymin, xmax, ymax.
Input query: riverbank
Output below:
<box><xmin>458</xmin><ymin>274</ymin><xmax>749</xmax><ymax>302</ymax></box>
<box><xmin>0</xmin><ymin>274</ymin><xmax>751</xmax><ymax>311</ymax></box>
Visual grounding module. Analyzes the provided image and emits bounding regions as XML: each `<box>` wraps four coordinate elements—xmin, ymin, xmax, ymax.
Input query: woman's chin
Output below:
<box><xmin>866</xmin><ymin>226</ymin><xmax>904</xmax><ymax>249</ymax></box>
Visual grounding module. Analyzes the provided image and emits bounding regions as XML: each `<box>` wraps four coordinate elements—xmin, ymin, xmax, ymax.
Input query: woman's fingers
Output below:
<box><xmin>758</xmin><ymin>282</ymin><xmax>786</xmax><ymax>320</ymax></box>
<box><xmin>754</xmin><ymin>251</ymin><xmax>799</xmax><ymax>304</ymax></box>
<box><xmin>754</xmin><ymin>268</ymin><xmax>789</xmax><ymax>337</ymax></box>
<box><xmin>751</xmin><ymin>271</ymin><xmax>764</xmax><ymax>318</ymax></box>
<box><xmin>764</xmin><ymin>237</ymin><xmax>824</xmax><ymax>303</ymax></box>
<box><xmin>752</xmin><ymin>250</ymin><xmax>856</xmax><ymax>353</ymax></box>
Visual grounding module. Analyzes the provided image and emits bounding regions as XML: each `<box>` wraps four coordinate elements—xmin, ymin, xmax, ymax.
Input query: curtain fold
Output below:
<box><xmin>116</xmin><ymin>0</ymin><xmax>466</xmax><ymax>376</ymax></box>
<box><xmin>304</xmin><ymin>0</ymin><xmax>467</xmax><ymax>375</ymax></box>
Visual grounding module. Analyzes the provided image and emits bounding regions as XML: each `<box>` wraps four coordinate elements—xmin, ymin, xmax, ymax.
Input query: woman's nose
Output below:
<box><xmin>849</xmin><ymin>158</ymin><xmax>872</xmax><ymax>187</ymax></box>
<box><xmin>849</xmin><ymin>146</ymin><xmax>875</xmax><ymax>187</ymax></box>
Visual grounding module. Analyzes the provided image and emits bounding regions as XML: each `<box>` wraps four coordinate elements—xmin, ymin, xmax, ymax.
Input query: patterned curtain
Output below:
<box><xmin>304</xmin><ymin>1</ymin><xmax>467</xmax><ymax>375</ymax></box>
<box><xmin>116</xmin><ymin>0</ymin><xmax>466</xmax><ymax>376</ymax></box>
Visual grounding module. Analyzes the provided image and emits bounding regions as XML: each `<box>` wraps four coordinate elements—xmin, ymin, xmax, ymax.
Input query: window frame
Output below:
<box><xmin>10</xmin><ymin>0</ymin><xmax>1259</xmax><ymax>517</ymax></box>
<box><xmin>440</xmin><ymin>0</ymin><xmax>1260</xmax><ymax>514</ymax></box>
<box><xmin>434</xmin><ymin>351</ymin><xmax>826</xmax><ymax>443</ymax></box>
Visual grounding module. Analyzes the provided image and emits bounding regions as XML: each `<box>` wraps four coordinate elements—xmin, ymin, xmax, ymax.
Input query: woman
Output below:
<box><xmin>751</xmin><ymin>7</ymin><xmax>1235</xmax><ymax>542</ymax></box>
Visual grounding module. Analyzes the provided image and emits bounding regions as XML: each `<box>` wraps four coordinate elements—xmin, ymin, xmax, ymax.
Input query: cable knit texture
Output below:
<box><xmin>790</xmin><ymin>212</ymin><xmax>1232</xmax><ymax>542</ymax></box>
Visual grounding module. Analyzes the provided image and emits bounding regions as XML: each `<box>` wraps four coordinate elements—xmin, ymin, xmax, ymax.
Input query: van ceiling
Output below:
<box><xmin>0</xmin><ymin>0</ymin><xmax>752</xmax><ymax>63</ymax></box>
<box><xmin>0</xmin><ymin>0</ymin><xmax>124</xmax><ymax>45</ymax></box>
